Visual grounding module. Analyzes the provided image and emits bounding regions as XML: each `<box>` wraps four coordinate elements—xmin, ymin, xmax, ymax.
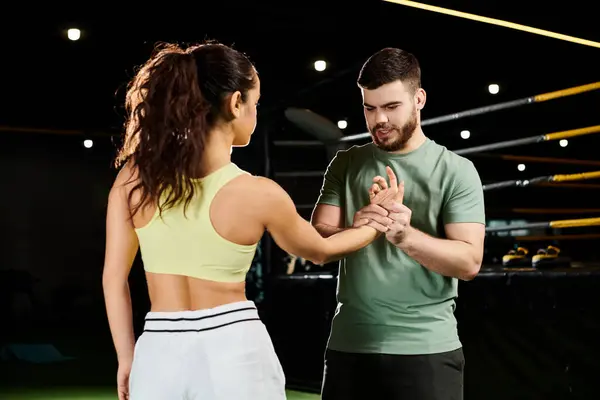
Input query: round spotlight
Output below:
<box><xmin>67</xmin><ymin>28</ymin><xmax>81</xmax><ymax>41</ymax></box>
<box><xmin>559</xmin><ymin>139</ymin><xmax>568</xmax><ymax>147</ymax></box>
<box><xmin>517</xmin><ymin>163</ymin><xmax>526</xmax><ymax>171</ymax></box>
<box><xmin>314</xmin><ymin>60</ymin><xmax>326</xmax><ymax>72</ymax></box>
<box><xmin>488</xmin><ymin>84</ymin><xmax>500</xmax><ymax>94</ymax></box>
<box><xmin>83</xmin><ymin>139</ymin><xmax>93</xmax><ymax>148</ymax></box>
<box><xmin>460</xmin><ymin>130</ymin><xmax>470</xmax><ymax>139</ymax></box>
<box><xmin>337</xmin><ymin>120</ymin><xmax>347</xmax><ymax>129</ymax></box>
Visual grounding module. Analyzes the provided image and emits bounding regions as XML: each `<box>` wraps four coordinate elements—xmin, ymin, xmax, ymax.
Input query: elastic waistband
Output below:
<box><xmin>143</xmin><ymin>300</ymin><xmax>260</xmax><ymax>333</ymax></box>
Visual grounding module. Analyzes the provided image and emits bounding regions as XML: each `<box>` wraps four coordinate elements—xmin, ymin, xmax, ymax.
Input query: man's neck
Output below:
<box><xmin>389</xmin><ymin>127</ymin><xmax>427</xmax><ymax>154</ymax></box>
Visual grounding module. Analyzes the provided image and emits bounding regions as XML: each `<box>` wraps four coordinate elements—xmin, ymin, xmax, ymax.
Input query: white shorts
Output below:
<box><xmin>129</xmin><ymin>300</ymin><xmax>286</xmax><ymax>399</ymax></box>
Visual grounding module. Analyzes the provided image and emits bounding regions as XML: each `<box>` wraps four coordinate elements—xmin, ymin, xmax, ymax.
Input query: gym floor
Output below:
<box><xmin>0</xmin><ymin>339</ymin><xmax>320</xmax><ymax>400</ymax></box>
<box><xmin>2</xmin><ymin>387</ymin><xmax>319</xmax><ymax>399</ymax></box>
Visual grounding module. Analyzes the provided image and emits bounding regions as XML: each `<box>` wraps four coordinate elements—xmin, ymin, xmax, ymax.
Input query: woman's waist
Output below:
<box><xmin>143</xmin><ymin>299</ymin><xmax>260</xmax><ymax>333</ymax></box>
<box><xmin>146</xmin><ymin>271</ymin><xmax>248</xmax><ymax>312</ymax></box>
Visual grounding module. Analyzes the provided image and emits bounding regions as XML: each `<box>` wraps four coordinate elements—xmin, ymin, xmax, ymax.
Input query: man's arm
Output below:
<box><xmin>311</xmin><ymin>149</ymin><xmax>348</xmax><ymax>237</ymax></box>
<box><xmin>385</xmin><ymin>159</ymin><xmax>486</xmax><ymax>280</ymax></box>
<box><xmin>311</xmin><ymin>150</ymin><xmax>393</xmax><ymax>237</ymax></box>
<box><xmin>312</xmin><ymin>204</ymin><xmax>345</xmax><ymax>237</ymax></box>
<box><xmin>397</xmin><ymin>223</ymin><xmax>484</xmax><ymax>281</ymax></box>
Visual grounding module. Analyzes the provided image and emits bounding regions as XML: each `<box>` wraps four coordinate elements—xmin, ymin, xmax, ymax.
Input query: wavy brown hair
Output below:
<box><xmin>114</xmin><ymin>41</ymin><xmax>257</xmax><ymax>218</ymax></box>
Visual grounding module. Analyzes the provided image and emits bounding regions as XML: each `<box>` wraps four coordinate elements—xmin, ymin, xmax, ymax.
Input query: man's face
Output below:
<box><xmin>361</xmin><ymin>80</ymin><xmax>422</xmax><ymax>152</ymax></box>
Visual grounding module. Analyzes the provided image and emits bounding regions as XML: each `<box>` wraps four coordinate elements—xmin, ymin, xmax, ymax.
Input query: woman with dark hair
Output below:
<box><xmin>102</xmin><ymin>40</ymin><xmax>400</xmax><ymax>400</ymax></box>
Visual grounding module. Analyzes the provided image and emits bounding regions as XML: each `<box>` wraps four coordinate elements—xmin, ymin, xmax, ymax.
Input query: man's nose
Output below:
<box><xmin>374</xmin><ymin>110</ymin><xmax>388</xmax><ymax>125</ymax></box>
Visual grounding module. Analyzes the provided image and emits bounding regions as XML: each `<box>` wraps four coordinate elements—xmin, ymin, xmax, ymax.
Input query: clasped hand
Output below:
<box><xmin>353</xmin><ymin>166</ymin><xmax>412</xmax><ymax>245</ymax></box>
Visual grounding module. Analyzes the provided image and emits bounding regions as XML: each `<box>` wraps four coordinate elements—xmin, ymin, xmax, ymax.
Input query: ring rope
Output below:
<box><xmin>551</xmin><ymin>218</ymin><xmax>600</xmax><ymax>228</ymax></box>
<box><xmin>485</xmin><ymin>217</ymin><xmax>600</xmax><ymax>232</ymax></box>
<box><xmin>553</xmin><ymin>171</ymin><xmax>600</xmax><ymax>182</ymax></box>
<box><xmin>339</xmin><ymin>82</ymin><xmax>600</xmax><ymax>143</ymax></box>
<box><xmin>283</xmin><ymin>170</ymin><xmax>600</xmax><ymax>198</ymax></box>
<box><xmin>455</xmin><ymin>125</ymin><xmax>600</xmax><ymax>156</ymax></box>
<box><xmin>496</xmin><ymin>208</ymin><xmax>600</xmax><ymax>215</ymax></box>
<box><xmin>512</xmin><ymin>233</ymin><xmax>600</xmax><ymax>241</ymax></box>
<box><xmin>482</xmin><ymin>170</ymin><xmax>600</xmax><ymax>191</ymax></box>
<box><xmin>471</xmin><ymin>154</ymin><xmax>600</xmax><ymax>167</ymax></box>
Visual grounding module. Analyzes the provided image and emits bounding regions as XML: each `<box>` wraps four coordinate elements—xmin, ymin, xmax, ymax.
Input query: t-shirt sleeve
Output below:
<box><xmin>443</xmin><ymin>159</ymin><xmax>486</xmax><ymax>225</ymax></box>
<box><xmin>316</xmin><ymin>149</ymin><xmax>348</xmax><ymax>207</ymax></box>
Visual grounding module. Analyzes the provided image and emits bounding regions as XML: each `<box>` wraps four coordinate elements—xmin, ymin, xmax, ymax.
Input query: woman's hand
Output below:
<box><xmin>117</xmin><ymin>359</ymin><xmax>132</xmax><ymax>400</ymax></box>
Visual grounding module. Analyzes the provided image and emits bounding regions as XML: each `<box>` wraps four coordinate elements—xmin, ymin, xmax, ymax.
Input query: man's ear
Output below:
<box><xmin>227</xmin><ymin>91</ymin><xmax>243</xmax><ymax>119</ymax></box>
<box><xmin>415</xmin><ymin>88</ymin><xmax>426</xmax><ymax>110</ymax></box>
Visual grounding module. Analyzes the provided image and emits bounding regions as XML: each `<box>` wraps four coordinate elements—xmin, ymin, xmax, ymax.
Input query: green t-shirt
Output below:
<box><xmin>316</xmin><ymin>137</ymin><xmax>485</xmax><ymax>355</ymax></box>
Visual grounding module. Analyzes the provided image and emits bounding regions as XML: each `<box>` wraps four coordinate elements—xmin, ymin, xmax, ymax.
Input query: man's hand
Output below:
<box><xmin>353</xmin><ymin>166</ymin><xmax>404</xmax><ymax>233</ymax></box>
<box><xmin>384</xmin><ymin>201</ymin><xmax>412</xmax><ymax>246</ymax></box>
<box><xmin>368</xmin><ymin>166</ymin><xmax>485</xmax><ymax>280</ymax></box>
<box><xmin>352</xmin><ymin>204</ymin><xmax>393</xmax><ymax>233</ymax></box>
<box><xmin>368</xmin><ymin>167</ymin><xmax>412</xmax><ymax>246</ymax></box>
<box><xmin>369</xmin><ymin>166</ymin><xmax>404</xmax><ymax>206</ymax></box>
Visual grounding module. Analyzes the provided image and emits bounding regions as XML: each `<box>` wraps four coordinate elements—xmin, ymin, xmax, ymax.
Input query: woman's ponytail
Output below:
<box><xmin>116</xmin><ymin>43</ymin><xmax>209</xmax><ymax>218</ymax></box>
<box><xmin>115</xmin><ymin>41</ymin><xmax>257</xmax><ymax>219</ymax></box>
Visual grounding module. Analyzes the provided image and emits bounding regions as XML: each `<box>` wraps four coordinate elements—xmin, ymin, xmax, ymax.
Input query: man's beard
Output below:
<box><xmin>370</xmin><ymin>108</ymin><xmax>418</xmax><ymax>152</ymax></box>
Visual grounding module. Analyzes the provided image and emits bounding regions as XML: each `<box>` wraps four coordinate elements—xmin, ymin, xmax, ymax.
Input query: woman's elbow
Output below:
<box><xmin>102</xmin><ymin>268</ymin><xmax>128</xmax><ymax>291</ymax></box>
<box><xmin>305</xmin><ymin>251</ymin><xmax>329</xmax><ymax>266</ymax></box>
<box><xmin>304</xmin><ymin>243</ymin><xmax>339</xmax><ymax>266</ymax></box>
<box><xmin>297</xmin><ymin>238</ymin><xmax>332</xmax><ymax>266</ymax></box>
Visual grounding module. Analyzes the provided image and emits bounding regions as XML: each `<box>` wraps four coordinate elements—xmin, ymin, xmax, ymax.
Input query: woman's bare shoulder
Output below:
<box><xmin>227</xmin><ymin>173</ymin><xmax>295</xmax><ymax>222</ymax></box>
<box><xmin>234</xmin><ymin>173</ymin><xmax>288</xmax><ymax>200</ymax></box>
<box><xmin>113</xmin><ymin>160</ymin><xmax>139</xmax><ymax>190</ymax></box>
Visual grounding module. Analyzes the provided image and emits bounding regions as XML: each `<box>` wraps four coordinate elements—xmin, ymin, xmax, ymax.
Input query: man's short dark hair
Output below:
<box><xmin>357</xmin><ymin>48</ymin><xmax>421</xmax><ymax>93</ymax></box>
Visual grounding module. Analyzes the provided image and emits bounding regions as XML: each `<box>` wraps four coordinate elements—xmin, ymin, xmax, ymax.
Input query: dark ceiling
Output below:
<box><xmin>1</xmin><ymin>1</ymin><xmax>599</xmax><ymax>170</ymax></box>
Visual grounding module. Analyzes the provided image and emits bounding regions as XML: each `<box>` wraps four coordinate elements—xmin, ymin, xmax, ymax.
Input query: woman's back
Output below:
<box><xmin>120</xmin><ymin>161</ymin><xmax>265</xmax><ymax>311</ymax></box>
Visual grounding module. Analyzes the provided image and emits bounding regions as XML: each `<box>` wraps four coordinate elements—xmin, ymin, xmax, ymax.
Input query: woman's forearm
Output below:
<box><xmin>103</xmin><ymin>280</ymin><xmax>136</xmax><ymax>363</ymax></box>
<box><xmin>319</xmin><ymin>225</ymin><xmax>379</xmax><ymax>264</ymax></box>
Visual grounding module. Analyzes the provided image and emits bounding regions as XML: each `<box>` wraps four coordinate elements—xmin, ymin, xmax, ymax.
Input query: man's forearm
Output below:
<box><xmin>397</xmin><ymin>227</ymin><xmax>481</xmax><ymax>280</ymax></box>
<box><xmin>313</xmin><ymin>223</ymin><xmax>345</xmax><ymax>238</ymax></box>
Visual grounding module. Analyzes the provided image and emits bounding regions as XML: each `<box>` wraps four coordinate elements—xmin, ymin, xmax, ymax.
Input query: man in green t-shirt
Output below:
<box><xmin>311</xmin><ymin>47</ymin><xmax>486</xmax><ymax>399</ymax></box>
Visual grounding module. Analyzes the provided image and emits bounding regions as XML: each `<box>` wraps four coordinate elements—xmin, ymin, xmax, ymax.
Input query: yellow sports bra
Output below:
<box><xmin>134</xmin><ymin>162</ymin><xmax>258</xmax><ymax>283</ymax></box>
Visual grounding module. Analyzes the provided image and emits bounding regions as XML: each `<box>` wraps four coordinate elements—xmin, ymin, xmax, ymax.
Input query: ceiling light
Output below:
<box><xmin>314</xmin><ymin>60</ymin><xmax>326</xmax><ymax>71</ymax></box>
<box><xmin>488</xmin><ymin>84</ymin><xmax>499</xmax><ymax>94</ymax></box>
<box><xmin>67</xmin><ymin>28</ymin><xmax>81</xmax><ymax>41</ymax></box>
